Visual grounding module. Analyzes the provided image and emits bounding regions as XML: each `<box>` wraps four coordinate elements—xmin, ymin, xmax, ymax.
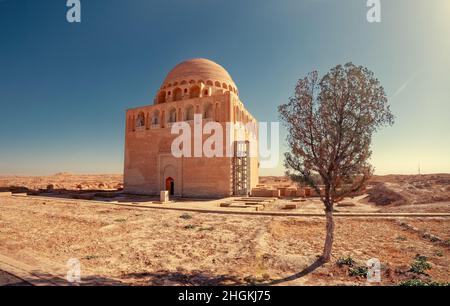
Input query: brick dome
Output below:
<box><xmin>161</xmin><ymin>58</ymin><xmax>237</xmax><ymax>93</ymax></box>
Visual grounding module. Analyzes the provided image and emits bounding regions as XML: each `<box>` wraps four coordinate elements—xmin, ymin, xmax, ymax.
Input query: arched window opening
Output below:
<box><xmin>185</xmin><ymin>105</ymin><xmax>194</xmax><ymax>121</ymax></box>
<box><xmin>136</xmin><ymin>112</ymin><xmax>145</xmax><ymax>128</ymax></box>
<box><xmin>180</xmin><ymin>80</ymin><xmax>187</xmax><ymax>85</ymax></box>
<box><xmin>173</xmin><ymin>87</ymin><xmax>183</xmax><ymax>101</ymax></box>
<box><xmin>158</xmin><ymin>91</ymin><xmax>166</xmax><ymax>103</ymax></box>
<box><xmin>203</xmin><ymin>89</ymin><xmax>209</xmax><ymax>96</ymax></box>
<box><xmin>222</xmin><ymin>83</ymin><xmax>228</xmax><ymax>89</ymax></box>
<box><xmin>190</xmin><ymin>85</ymin><xmax>200</xmax><ymax>99</ymax></box>
<box><xmin>203</xmin><ymin>103</ymin><xmax>213</xmax><ymax>119</ymax></box>
<box><xmin>206</xmin><ymin>80</ymin><xmax>213</xmax><ymax>86</ymax></box>
<box><xmin>152</xmin><ymin>110</ymin><xmax>160</xmax><ymax>127</ymax></box>
<box><xmin>168</xmin><ymin>108</ymin><xmax>177</xmax><ymax>123</ymax></box>
<box><xmin>215</xmin><ymin>81</ymin><xmax>221</xmax><ymax>87</ymax></box>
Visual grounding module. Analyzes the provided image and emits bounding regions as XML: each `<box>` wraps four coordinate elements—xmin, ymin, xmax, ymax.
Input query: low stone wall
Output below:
<box><xmin>250</xmin><ymin>188</ymin><xmax>280</xmax><ymax>197</ymax></box>
<box><xmin>251</xmin><ymin>185</ymin><xmax>326</xmax><ymax>198</ymax></box>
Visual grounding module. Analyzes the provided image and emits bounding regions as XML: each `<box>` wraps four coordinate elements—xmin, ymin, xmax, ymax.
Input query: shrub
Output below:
<box><xmin>184</xmin><ymin>224</ymin><xmax>196</xmax><ymax>229</ymax></box>
<box><xmin>409</xmin><ymin>255</ymin><xmax>432</xmax><ymax>275</ymax></box>
<box><xmin>399</xmin><ymin>279</ymin><xmax>429</xmax><ymax>286</ymax></box>
<box><xmin>349</xmin><ymin>266</ymin><xmax>368</xmax><ymax>277</ymax></box>
<box><xmin>399</xmin><ymin>279</ymin><xmax>450</xmax><ymax>286</ymax></box>
<box><xmin>336</xmin><ymin>256</ymin><xmax>355</xmax><ymax>267</ymax></box>
<box><xmin>180</xmin><ymin>213</ymin><xmax>192</xmax><ymax>220</ymax></box>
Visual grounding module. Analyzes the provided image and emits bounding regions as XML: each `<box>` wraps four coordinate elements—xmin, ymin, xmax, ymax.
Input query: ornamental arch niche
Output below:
<box><xmin>190</xmin><ymin>85</ymin><xmax>200</xmax><ymax>99</ymax></box>
<box><xmin>173</xmin><ymin>87</ymin><xmax>183</xmax><ymax>101</ymax></box>
<box><xmin>185</xmin><ymin>104</ymin><xmax>194</xmax><ymax>121</ymax></box>
<box><xmin>136</xmin><ymin>112</ymin><xmax>145</xmax><ymax>128</ymax></box>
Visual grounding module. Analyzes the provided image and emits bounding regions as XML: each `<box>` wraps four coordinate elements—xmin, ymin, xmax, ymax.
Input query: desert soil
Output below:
<box><xmin>2</xmin><ymin>173</ymin><xmax>450</xmax><ymax>213</ymax></box>
<box><xmin>0</xmin><ymin>196</ymin><xmax>449</xmax><ymax>286</ymax></box>
<box><xmin>0</xmin><ymin>173</ymin><xmax>123</xmax><ymax>192</ymax></box>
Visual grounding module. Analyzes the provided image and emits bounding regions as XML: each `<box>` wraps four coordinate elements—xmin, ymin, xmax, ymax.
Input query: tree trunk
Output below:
<box><xmin>321</xmin><ymin>207</ymin><xmax>334</xmax><ymax>262</ymax></box>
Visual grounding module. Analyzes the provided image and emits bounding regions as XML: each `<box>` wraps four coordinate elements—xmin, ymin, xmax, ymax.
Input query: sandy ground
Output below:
<box><xmin>0</xmin><ymin>173</ymin><xmax>123</xmax><ymax>192</ymax></box>
<box><xmin>0</xmin><ymin>196</ymin><xmax>448</xmax><ymax>286</ymax></box>
<box><xmin>367</xmin><ymin>174</ymin><xmax>450</xmax><ymax>206</ymax></box>
<box><xmin>1</xmin><ymin>173</ymin><xmax>449</xmax><ymax>210</ymax></box>
<box><xmin>0</xmin><ymin>173</ymin><xmax>449</xmax><ymax>285</ymax></box>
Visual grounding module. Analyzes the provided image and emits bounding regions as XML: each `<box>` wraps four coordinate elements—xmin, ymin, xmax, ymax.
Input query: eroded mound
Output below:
<box><xmin>366</xmin><ymin>183</ymin><xmax>408</xmax><ymax>206</ymax></box>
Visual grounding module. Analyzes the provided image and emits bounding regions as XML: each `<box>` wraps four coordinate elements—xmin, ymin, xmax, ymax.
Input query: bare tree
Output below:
<box><xmin>278</xmin><ymin>63</ymin><xmax>394</xmax><ymax>262</ymax></box>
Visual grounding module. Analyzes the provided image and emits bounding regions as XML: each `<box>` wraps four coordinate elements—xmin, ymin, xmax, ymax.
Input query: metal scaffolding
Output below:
<box><xmin>232</xmin><ymin>141</ymin><xmax>250</xmax><ymax>196</ymax></box>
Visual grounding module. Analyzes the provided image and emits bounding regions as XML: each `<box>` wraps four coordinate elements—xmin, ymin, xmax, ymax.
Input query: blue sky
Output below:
<box><xmin>0</xmin><ymin>0</ymin><xmax>449</xmax><ymax>175</ymax></box>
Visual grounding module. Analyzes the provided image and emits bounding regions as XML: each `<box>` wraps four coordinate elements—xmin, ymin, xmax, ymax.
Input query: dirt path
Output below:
<box><xmin>12</xmin><ymin>195</ymin><xmax>450</xmax><ymax>218</ymax></box>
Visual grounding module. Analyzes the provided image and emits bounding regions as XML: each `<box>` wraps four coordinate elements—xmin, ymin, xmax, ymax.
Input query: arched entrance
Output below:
<box><xmin>165</xmin><ymin>177</ymin><xmax>174</xmax><ymax>196</ymax></box>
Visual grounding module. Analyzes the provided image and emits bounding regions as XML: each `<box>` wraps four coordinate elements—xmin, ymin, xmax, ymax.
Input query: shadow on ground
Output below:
<box><xmin>262</xmin><ymin>258</ymin><xmax>324</xmax><ymax>285</ymax></box>
<box><xmin>3</xmin><ymin>261</ymin><xmax>324</xmax><ymax>286</ymax></box>
<box><xmin>121</xmin><ymin>270</ymin><xmax>246</xmax><ymax>286</ymax></box>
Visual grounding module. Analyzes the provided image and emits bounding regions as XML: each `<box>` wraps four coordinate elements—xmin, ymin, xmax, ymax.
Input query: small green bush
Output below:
<box><xmin>409</xmin><ymin>255</ymin><xmax>432</xmax><ymax>275</ymax></box>
<box><xmin>349</xmin><ymin>266</ymin><xmax>368</xmax><ymax>277</ymax></box>
<box><xmin>336</xmin><ymin>256</ymin><xmax>355</xmax><ymax>267</ymax></box>
<box><xmin>399</xmin><ymin>279</ymin><xmax>450</xmax><ymax>286</ymax></box>
<box><xmin>399</xmin><ymin>279</ymin><xmax>429</xmax><ymax>286</ymax></box>
<box><xmin>183</xmin><ymin>224</ymin><xmax>196</xmax><ymax>229</ymax></box>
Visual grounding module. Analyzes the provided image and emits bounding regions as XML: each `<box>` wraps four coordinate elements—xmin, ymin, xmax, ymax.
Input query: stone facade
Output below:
<box><xmin>124</xmin><ymin>58</ymin><xmax>258</xmax><ymax>198</ymax></box>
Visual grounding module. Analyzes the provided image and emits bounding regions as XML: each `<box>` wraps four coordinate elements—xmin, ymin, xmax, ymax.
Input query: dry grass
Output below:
<box><xmin>0</xmin><ymin>196</ymin><xmax>448</xmax><ymax>285</ymax></box>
